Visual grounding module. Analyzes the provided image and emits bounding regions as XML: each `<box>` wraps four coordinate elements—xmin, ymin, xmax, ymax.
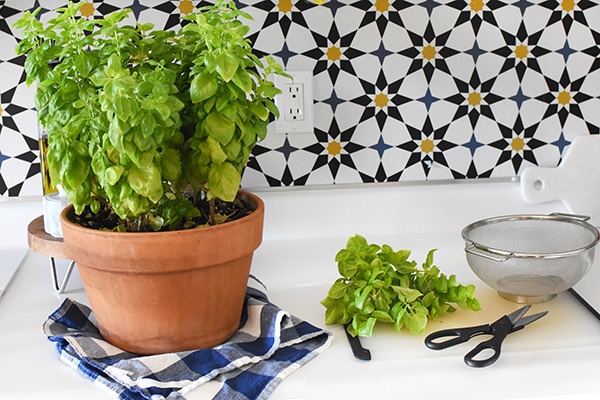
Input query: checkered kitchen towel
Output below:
<box><xmin>43</xmin><ymin>276</ymin><xmax>332</xmax><ymax>400</ymax></box>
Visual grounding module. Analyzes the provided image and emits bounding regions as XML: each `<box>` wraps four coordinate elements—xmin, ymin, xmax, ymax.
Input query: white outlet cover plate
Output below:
<box><xmin>273</xmin><ymin>70</ymin><xmax>314</xmax><ymax>134</ymax></box>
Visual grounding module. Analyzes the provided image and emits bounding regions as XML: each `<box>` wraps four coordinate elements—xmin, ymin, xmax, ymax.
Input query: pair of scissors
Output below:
<box><xmin>424</xmin><ymin>305</ymin><xmax>548</xmax><ymax>368</ymax></box>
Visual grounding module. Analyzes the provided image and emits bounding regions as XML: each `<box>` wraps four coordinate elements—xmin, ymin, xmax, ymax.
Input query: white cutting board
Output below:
<box><xmin>520</xmin><ymin>134</ymin><xmax>600</xmax><ymax>227</ymax></box>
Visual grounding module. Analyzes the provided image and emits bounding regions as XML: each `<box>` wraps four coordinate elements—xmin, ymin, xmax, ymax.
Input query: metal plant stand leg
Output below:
<box><xmin>49</xmin><ymin>257</ymin><xmax>76</xmax><ymax>294</ymax></box>
<box><xmin>27</xmin><ymin>216</ymin><xmax>77</xmax><ymax>294</ymax></box>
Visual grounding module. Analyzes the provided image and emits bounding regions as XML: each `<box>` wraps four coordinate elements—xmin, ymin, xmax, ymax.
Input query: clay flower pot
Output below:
<box><xmin>60</xmin><ymin>190</ymin><xmax>264</xmax><ymax>355</ymax></box>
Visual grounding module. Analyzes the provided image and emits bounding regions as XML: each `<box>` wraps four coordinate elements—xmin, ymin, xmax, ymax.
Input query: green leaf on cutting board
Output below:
<box><xmin>320</xmin><ymin>234</ymin><xmax>482</xmax><ymax>337</ymax></box>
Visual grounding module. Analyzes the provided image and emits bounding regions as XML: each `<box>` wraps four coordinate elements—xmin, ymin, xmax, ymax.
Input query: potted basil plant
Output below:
<box><xmin>15</xmin><ymin>0</ymin><xmax>290</xmax><ymax>354</ymax></box>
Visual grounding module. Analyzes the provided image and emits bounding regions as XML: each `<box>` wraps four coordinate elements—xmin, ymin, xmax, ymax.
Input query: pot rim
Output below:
<box><xmin>461</xmin><ymin>213</ymin><xmax>600</xmax><ymax>259</ymax></box>
<box><xmin>59</xmin><ymin>189</ymin><xmax>264</xmax><ymax>238</ymax></box>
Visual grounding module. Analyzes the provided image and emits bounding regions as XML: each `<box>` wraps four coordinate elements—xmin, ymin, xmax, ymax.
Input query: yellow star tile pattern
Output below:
<box><xmin>327</xmin><ymin>141</ymin><xmax>342</xmax><ymax>156</ymax></box>
<box><xmin>468</xmin><ymin>92</ymin><xmax>482</xmax><ymax>107</ymax></box>
<box><xmin>514</xmin><ymin>44</ymin><xmax>529</xmax><ymax>59</ymax></box>
<box><xmin>374</xmin><ymin>93</ymin><xmax>388</xmax><ymax>108</ymax></box>
<box><xmin>557</xmin><ymin>91</ymin><xmax>571</xmax><ymax>106</ymax></box>
<box><xmin>562</xmin><ymin>0</ymin><xmax>575</xmax><ymax>12</ymax></box>
<box><xmin>278</xmin><ymin>0</ymin><xmax>293</xmax><ymax>14</ymax></box>
<box><xmin>79</xmin><ymin>2</ymin><xmax>95</xmax><ymax>18</ymax></box>
<box><xmin>470</xmin><ymin>0</ymin><xmax>484</xmax><ymax>12</ymax></box>
<box><xmin>511</xmin><ymin>137</ymin><xmax>525</xmax><ymax>152</ymax></box>
<box><xmin>326</xmin><ymin>46</ymin><xmax>342</xmax><ymax>62</ymax></box>
<box><xmin>420</xmin><ymin>139</ymin><xmax>435</xmax><ymax>154</ymax></box>
<box><xmin>421</xmin><ymin>45</ymin><xmax>436</xmax><ymax>61</ymax></box>
<box><xmin>3</xmin><ymin>0</ymin><xmax>600</xmax><ymax>195</ymax></box>
<box><xmin>178</xmin><ymin>0</ymin><xmax>195</xmax><ymax>15</ymax></box>
<box><xmin>375</xmin><ymin>0</ymin><xmax>389</xmax><ymax>13</ymax></box>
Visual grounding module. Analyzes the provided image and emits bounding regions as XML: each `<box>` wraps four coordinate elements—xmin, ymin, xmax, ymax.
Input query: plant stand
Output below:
<box><xmin>27</xmin><ymin>216</ymin><xmax>75</xmax><ymax>294</ymax></box>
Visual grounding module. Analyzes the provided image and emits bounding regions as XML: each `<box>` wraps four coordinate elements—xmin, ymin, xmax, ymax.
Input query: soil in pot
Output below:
<box><xmin>70</xmin><ymin>196</ymin><xmax>253</xmax><ymax>232</ymax></box>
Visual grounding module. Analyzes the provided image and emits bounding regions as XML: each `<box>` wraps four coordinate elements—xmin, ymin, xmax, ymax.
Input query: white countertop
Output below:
<box><xmin>1</xmin><ymin>179</ymin><xmax>600</xmax><ymax>400</ymax></box>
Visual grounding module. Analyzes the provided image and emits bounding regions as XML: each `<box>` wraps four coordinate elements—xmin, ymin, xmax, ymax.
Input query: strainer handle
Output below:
<box><xmin>465</xmin><ymin>244</ymin><xmax>512</xmax><ymax>262</ymax></box>
<box><xmin>549</xmin><ymin>212</ymin><xmax>591</xmax><ymax>222</ymax></box>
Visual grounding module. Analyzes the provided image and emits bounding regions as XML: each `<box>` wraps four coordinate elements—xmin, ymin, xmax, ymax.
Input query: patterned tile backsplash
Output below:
<box><xmin>0</xmin><ymin>0</ymin><xmax>598</xmax><ymax>196</ymax></box>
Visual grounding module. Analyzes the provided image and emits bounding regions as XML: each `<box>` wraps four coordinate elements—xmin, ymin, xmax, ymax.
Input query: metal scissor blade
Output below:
<box><xmin>506</xmin><ymin>305</ymin><xmax>532</xmax><ymax>326</ymax></box>
<box><xmin>513</xmin><ymin>311</ymin><xmax>548</xmax><ymax>329</ymax></box>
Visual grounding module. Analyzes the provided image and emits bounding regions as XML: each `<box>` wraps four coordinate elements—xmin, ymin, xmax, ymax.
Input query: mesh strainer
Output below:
<box><xmin>462</xmin><ymin>213</ymin><xmax>600</xmax><ymax>303</ymax></box>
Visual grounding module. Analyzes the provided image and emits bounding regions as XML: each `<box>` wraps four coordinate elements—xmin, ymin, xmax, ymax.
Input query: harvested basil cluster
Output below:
<box><xmin>322</xmin><ymin>235</ymin><xmax>482</xmax><ymax>337</ymax></box>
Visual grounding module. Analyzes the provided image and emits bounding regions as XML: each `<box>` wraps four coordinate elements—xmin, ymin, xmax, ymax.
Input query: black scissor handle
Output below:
<box><xmin>464</xmin><ymin>337</ymin><xmax>502</xmax><ymax>367</ymax></box>
<box><xmin>425</xmin><ymin>324</ymin><xmax>490</xmax><ymax>350</ymax></box>
<box><xmin>464</xmin><ymin>316</ymin><xmax>513</xmax><ymax>368</ymax></box>
<box><xmin>344</xmin><ymin>324</ymin><xmax>371</xmax><ymax>361</ymax></box>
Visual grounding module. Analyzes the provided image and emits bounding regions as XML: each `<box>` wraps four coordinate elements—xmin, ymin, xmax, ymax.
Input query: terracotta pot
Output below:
<box><xmin>60</xmin><ymin>190</ymin><xmax>264</xmax><ymax>355</ymax></box>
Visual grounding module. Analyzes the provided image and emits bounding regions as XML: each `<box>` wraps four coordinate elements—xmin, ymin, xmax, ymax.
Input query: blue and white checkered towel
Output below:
<box><xmin>43</xmin><ymin>276</ymin><xmax>332</xmax><ymax>400</ymax></box>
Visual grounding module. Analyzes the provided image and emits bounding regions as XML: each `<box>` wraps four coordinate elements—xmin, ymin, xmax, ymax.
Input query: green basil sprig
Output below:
<box><xmin>321</xmin><ymin>235</ymin><xmax>482</xmax><ymax>337</ymax></box>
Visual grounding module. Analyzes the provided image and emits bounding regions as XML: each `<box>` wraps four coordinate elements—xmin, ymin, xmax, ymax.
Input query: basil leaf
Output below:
<box><xmin>190</xmin><ymin>72</ymin><xmax>219</xmax><ymax>104</ymax></box>
<box><xmin>207</xmin><ymin>161</ymin><xmax>240</xmax><ymax>202</ymax></box>
<box><xmin>127</xmin><ymin>164</ymin><xmax>163</xmax><ymax>203</ymax></box>
<box><xmin>216</xmin><ymin>51</ymin><xmax>238</xmax><ymax>82</ymax></box>
<box><xmin>203</xmin><ymin>111</ymin><xmax>235</xmax><ymax>145</ymax></box>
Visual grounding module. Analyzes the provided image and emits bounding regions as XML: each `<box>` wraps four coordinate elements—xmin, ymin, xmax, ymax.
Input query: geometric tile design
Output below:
<box><xmin>1</xmin><ymin>0</ymin><xmax>599</xmax><ymax>196</ymax></box>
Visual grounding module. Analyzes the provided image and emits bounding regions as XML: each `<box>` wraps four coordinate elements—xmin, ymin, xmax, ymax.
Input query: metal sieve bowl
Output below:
<box><xmin>462</xmin><ymin>213</ymin><xmax>600</xmax><ymax>303</ymax></box>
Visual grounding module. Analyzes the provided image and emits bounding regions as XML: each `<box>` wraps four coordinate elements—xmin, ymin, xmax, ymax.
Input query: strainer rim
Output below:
<box><xmin>461</xmin><ymin>213</ymin><xmax>600</xmax><ymax>259</ymax></box>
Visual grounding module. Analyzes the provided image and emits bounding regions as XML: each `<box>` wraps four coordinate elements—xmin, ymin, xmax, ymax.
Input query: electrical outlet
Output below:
<box><xmin>284</xmin><ymin>84</ymin><xmax>305</xmax><ymax>121</ymax></box>
<box><xmin>274</xmin><ymin>70</ymin><xmax>314</xmax><ymax>134</ymax></box>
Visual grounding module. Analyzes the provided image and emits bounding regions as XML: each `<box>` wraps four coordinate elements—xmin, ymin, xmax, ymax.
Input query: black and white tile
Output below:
<box><xmin>1</xmin><ymin>0</ymin><xmax>599</xmax><ymax>196</ymax></box>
